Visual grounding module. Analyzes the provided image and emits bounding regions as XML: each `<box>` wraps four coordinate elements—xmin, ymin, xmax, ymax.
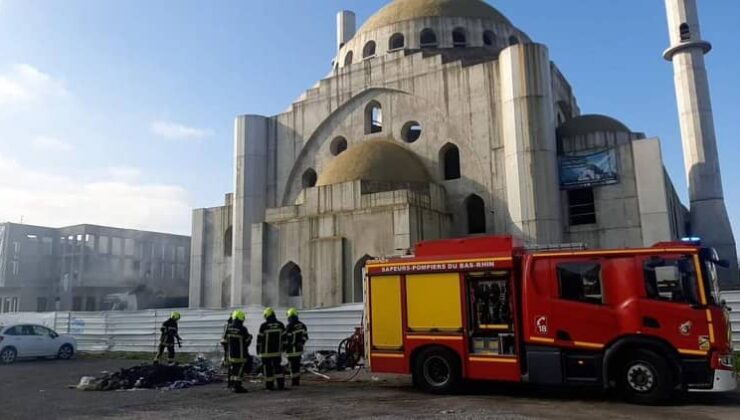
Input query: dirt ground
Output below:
<box><xmin>1</xmin><ymin>358</ymin><xmax>739</xmax><ymax>420</ymax></box>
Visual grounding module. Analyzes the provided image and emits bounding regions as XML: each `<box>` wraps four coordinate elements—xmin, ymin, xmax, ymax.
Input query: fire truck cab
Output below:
<box><xmin>364</xmin><ymin>236</ymin><xmax>735</xmax><ymax>404</ymax></box>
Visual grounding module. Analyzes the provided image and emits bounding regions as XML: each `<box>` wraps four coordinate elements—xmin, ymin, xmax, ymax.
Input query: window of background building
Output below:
<box><xmin>176</xmin><ymin>263</ymin><xmax>186</xmax><ymax>279</ymax></box>
<box><xmin>124</xmin><ymin>238</ymin><xmax>135</xmax><ymax>256</ymax></box>
<box><xmin>12</xmin><ymin>241</ymin><xmax>20</xmax><ymax>257</ymax></box>
<box><xmin>42</xmin><ymin>237</ymin><xmax>53</xmax><ymax>256</ymax></box>
<box><xmin>567</xmin><ymin>188</ymin><xmax>596</xmax><ymax>225</ymax></box>
<box><xmin>643</xmin><ymin>256</ymin><xmax>699</xmax><ymax>304</ymax></box>
<box><xmin>124</xmin><ymin>259</ymin><xmax>136</xmax><ymax>278</ymax></box>
<box><xmin>85</xmin><ymin>234</ymin><xmax>95</xmax><ymax>251</ymax></box>
<box><xmin>72</xmin><ymin>296</ymin><xmax>82</xmax><ymax>311</ymax></box>
<box><xmin>85</xmin><ymin>297</ymin><xmax>96</xmax><ymax>311</ymax></box>
<box><xmin>37</xmin><ymin>297</ymin><xmax>47</xmax><ymax>312</ymax></box>
<box><xmin>177</xmin><ymin>246</ymin><xmax>186</xmax><ymax>262</ymax></box>
<box><xmin>389</xmin><ymin>33</ymin><xmax>405</xmax><ymax>50</ymax></box>
<box><xmin>440</xmin><ymin>143</ymin><xmax>461</xmax><ymax>180</ymax></box>
<box><xmin>11</xmin><ymin>260</ymin><xmax>19</xmax><ymax>276</ymax></box>
<box><xmin>98</xmin><ymin>235</ymin><xmax>109</xmax><ymax>254</ymax></box>
<box><xmin>557</xmin><ymin>262</ymin><xmax>603</xmax><ymax>304</ymax></box>
<box><xmin>111</xmin><ymin>237</ymin><xmax>122</xmax><ymax>255</ymax></box>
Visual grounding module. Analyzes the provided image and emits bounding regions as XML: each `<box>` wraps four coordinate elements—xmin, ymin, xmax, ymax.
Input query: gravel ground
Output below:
<box><xmin>1</xmin><ymin>358</ymin><xmax>739</xmax><ymax>419</ymax></box>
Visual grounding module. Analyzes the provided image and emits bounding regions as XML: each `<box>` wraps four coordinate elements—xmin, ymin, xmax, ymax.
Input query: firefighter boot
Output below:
<box><xmin>292</xmin><ymin>376</ymin><xmax>300</xmax><ymax>387</ymax></box>
<box><xmin>232</xmin><ymin>383</ymin><xmax>248</xmax><ymax>394</ymax></box>
<box><xmin>277</xmin><ymin>377</ymin><xmax>285</xmax><ymax>390</ymax></box>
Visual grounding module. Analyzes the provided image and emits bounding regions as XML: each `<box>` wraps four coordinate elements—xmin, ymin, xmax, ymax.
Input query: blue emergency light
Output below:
<box><xmin>680</xmin><ymin>236</ymin><xmax>702</xmax><ymax>245</ymax></box>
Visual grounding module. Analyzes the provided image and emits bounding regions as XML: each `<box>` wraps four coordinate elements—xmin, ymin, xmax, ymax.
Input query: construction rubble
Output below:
<box><xmin>75</xmin><ymin>355</ymin><xmax>220</xmax><ymax>391</ymax></box>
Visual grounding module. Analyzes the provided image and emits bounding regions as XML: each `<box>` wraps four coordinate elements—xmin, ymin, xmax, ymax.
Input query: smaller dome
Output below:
<box><xmin>557</xmin><ymin>114</ymin><xmax>631</xmax><ymax>138</ymax></box>
<box><xmin>317</xmin><ymin>139</ymin><xmax>431</xmax><ymax>186</ymax></box>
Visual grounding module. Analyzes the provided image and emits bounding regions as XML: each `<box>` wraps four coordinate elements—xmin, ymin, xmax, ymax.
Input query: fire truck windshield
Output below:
<box><xmin>699</xmin><ymin>248</ymin><xmax>722</xmax><ymax>306</ymax></box>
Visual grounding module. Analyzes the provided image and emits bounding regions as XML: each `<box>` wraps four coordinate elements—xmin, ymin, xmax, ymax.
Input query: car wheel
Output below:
<box><xmin>0</xmin><ymin>347</ymin><xmax>17</xmax><ymax>364</ymax></box>
<box><xmin>412</xmin><ymin>346</ymin><xmax>461</xmax><ymax>394</ymax></box>
<box><xmin>619</xmin><ymin>349</ymin><xmax>673</xmax><ymax>404</ymax></box>
<box><xmin>57</xmin><ymin>344</ymin><xmax>74</xmax><ymax>360</ymax></box>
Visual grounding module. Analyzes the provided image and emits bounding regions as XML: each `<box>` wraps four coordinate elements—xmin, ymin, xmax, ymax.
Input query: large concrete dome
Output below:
<box><xmin>317</xmin><ymin>139</ymin><xmax>431</xmax><ymax>186</ymax></box>
<box><xmin>359</xmin><ymin>0</ymin><xmax>511</xmax><ymax>33</ymax></box>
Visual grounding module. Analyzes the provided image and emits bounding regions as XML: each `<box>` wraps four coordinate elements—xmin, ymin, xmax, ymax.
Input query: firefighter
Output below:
<box><xmin>257</xmin><ymin>307</ymin><xmax>286</xmax><ymax>390</ymax></box>
<box><xmin>223</xmin><ymin>310</ymin><xmax>252</xmax><ymax>393</ymax></box>
<box><xmin>154</xmin><ymin>311</ymin><xmax>182</xmax><ymax>364</ymax></box>
<box><xmin>284</xmin><ymin>307</ymin><xmax>308</xmax><ymax>386</ymax></box>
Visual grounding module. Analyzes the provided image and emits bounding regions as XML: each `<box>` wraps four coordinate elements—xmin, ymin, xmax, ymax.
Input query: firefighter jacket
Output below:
<box><xmin>284</xmin><ymin>318</ymin><xmax>309</xmax><ymax>357</ymax></box>
<box><xmin>159</xmin><ymin>318</ymin><xmax>180</xmax><ymax>345</ymax></box>
<box><xmin>257</xmin><ymin>317</ymin><xmax>285</xmax><ymax>358</ymax></box>
<box><xmin>223</xmin><ymin>320</ymin><xmax>252</xmax><ymax>363</ymax></box>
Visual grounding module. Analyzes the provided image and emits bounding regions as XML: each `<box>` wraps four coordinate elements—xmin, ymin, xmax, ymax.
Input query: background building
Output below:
<box><xmin>189</xmin><ymin>0</ymin><xmax>737</xmax><ymax>310</ymax></box>
<box><xmin>0</xmin><ymin>222</ymin><xmax>190</xmax><ymax>313</ymax></box>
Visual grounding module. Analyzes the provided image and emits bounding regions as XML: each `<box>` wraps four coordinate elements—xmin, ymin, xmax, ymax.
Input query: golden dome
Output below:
<box><xmin>317</xmin><ymin>139</ymin><xmax>431</xmax><ymax>186</ymax></box>
<box><xmin>359</xmin><ymin>0</ymin><xmax>511</xmax><ymax>32</ymax></box>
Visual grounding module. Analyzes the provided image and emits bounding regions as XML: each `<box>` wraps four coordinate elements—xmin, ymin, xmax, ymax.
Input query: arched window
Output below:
<box><xmin>330</xmin><ymin>136</ymin><xmax>348</xmax><ymax>156</ymax></box>
<box><xmin>349</xmin><ymin>255</ymin><xmax>374</xmax><ymax>303</ymax></box>
<box><xmin>452</xmin><ymin>27</ymin><xmax>467</xmax><ymax>48</ymax></box>
<box><xmin>465</xmin><ymin>194</ymin><xmax>486</xmax><ymax>234</ymax></box>
<box><xmin>224</xmin><ymin>226</ymin><xmax>233</xmax><ymax>257</ymax></box>
<box><xmin>508</xmin><ymin>35</ymin><xmax>520</xmax><ymax>46</ymax></box>
<box><xmin>440</xmin><ymin>143</ymin><xmax>461</xmax><ymax>180</ymax></box>
<box><xmin>679</xmin><ymin>23</ymin><xmax>691</xmax><ymax>41</ymax></box>
<box><xmin>344</xmin><ymin>51</ymin><xmax>353</xmax><ymax>66</ymax></box>
<box><xmin>365</xmin><ymin>101</ymin><xmax>383</xmax><ymax>134</ymax></box>
<box><xmin>279</xmin><ymin>262</ymin><xmax>302</xmax><ymax>307</ymax></box>
<box><xmin>420</xmin><ymin>28</ymin><xmax>437</xmax><ymax>48</ymax></box>
<box><xmin>363</xmin><ymin>41</ymin><xmax>376</xmax><ymax>59</ymax></box>
<box><xmin>302</xmin><ymin>168</ymin><xmax>317</xmax><ymax>188</ymax></box>
<box><xmin>483</xmin><ymin>30</ymin><xmax>495</xmax><ymax>46</ymax></box>
<box><xmin>389</xmin><ymin>33</ymin><xmax>405</xmax><ymax>50</ymax></box>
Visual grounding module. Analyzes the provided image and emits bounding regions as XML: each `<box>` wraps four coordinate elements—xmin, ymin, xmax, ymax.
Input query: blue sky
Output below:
<box><xmin>0</xmin><ymin>0</ymin><xmax>738</xmax><ymax>241</ymax></box>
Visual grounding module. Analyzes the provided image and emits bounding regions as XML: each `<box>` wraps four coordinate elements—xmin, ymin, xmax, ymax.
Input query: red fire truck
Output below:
<box><xmin>364</xmin><ymin>236</ymin><xmax>735</xmax><ymax>403</ymax></box>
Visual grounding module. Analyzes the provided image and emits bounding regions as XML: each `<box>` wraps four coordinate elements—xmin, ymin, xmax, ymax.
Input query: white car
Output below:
<box><xmin>0</xmin><ymin>324</ymin><xmax>77</xmax><ymax>364</ymax></box>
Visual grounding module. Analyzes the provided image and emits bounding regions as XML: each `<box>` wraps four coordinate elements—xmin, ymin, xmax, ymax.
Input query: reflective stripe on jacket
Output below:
<box><xmin>257</xmin><ymin>318</ymin><xmax>285</xmax><ymax>358</ymax></box>
<box><xmin>284</xmin><ymin>319</ymin><xmax>308</xmax><ymax>357</ymax></box>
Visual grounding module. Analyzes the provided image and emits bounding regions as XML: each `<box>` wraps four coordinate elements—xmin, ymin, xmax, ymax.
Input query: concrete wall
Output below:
<box><xmin>189</xmin><ymin>197</ymin><xmax>233</xmax><ymax>309</ymax></box>
<box><xmin>559</xmin><ymin>131</ymin><xmax>643</xmax><ymax>249</ymax></box>
<box><xmin>251</xmin><ymin>181</ymin><xmax>449</xmax><ymax>309</ymax></box>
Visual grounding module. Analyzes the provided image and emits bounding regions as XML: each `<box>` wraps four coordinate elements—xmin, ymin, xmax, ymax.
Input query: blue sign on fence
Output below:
<box><xmin>558</xmin><ymin>149</ymin><xmax>618</xmax><ymax>189</ymax></box>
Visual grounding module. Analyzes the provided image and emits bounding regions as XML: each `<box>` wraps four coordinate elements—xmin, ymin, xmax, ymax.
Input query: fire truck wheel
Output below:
<box><xmin>619</xmin><ymin>349</ymin><xmax>673</xmax><ymax>404</ymax></box>
<box><xmin>413</xmin><ymin>347</ymin><xmax>461</xmax><ymax>394</ymax></box>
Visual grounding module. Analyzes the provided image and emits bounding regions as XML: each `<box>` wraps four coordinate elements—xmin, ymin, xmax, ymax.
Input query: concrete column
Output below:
<box><xmin>232</xmin><ymin>115</ymin><xmax>269</xmax><ymax>306</ymax></box>
<box><xmin>337</xmin><ymin>10</ymin><xmax>356</xmax><ymax>50</ymax></box>
<box><xmin>664</xmin><ymin>0</ymin><xmax>738</xmax><ymax>287</ymax></box>
<box><xmin>188</xmin><ymin>209</ymin><xmax>206</xmax><ymax>308</ymax></box>
<box><xmin>499</xmin><ymin>43</ymin><xmax>562</xmax><ymax>244</ymax></box>
<box><xmin>633</xmin><ymin>139</ymin><xmax>673</xmax><ymax>246</ymax></box>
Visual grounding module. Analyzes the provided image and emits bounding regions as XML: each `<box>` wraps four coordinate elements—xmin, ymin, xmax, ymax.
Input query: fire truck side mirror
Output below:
<box><xmin>714</xmin><ymin>259</ymin><xmax>730</xmax><ymax>268</ymax></box>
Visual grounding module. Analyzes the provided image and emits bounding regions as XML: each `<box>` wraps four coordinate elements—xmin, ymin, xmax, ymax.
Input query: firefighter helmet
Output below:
<box><xmin>263</xmin><ymin>307</ymin><xmax>275</xmax><ymax>319</ymax></box>
<box><xmin>232</xmin><ymin>310</ymin><xmax>246</xmax><ymax>322</ymax></box>
<box><xmin>170</xmin><ymin>311</ymin><xmax>181</xmax><ymax>321</ymax></box>
<box><xmin>286</xmin><ymin>308</ymin><xmax>299</xmax><ymax>318</ymax></box>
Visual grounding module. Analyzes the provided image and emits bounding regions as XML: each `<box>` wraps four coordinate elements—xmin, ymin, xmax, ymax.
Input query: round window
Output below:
<box><xmin>330</xmin><ymin>137</ymin><xmax>348</xmax><ymax>156</ymax></box>
<box><xmin>401</xmin><ymin>121</ymin><xmax>422</xmax><ymax>143</ymax></box>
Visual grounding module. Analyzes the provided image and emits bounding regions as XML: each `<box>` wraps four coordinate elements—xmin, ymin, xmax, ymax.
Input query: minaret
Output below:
<box><xmin>664</xmin><ymin>0</ymin><xmax>738</xmax><ymax>287</ymax></box>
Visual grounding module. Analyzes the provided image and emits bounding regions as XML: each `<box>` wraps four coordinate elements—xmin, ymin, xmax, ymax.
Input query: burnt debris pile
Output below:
<box><xmin>76</xmin><ymin>356</ymin><xmax>220</xmax><ymax>391</ymax></box>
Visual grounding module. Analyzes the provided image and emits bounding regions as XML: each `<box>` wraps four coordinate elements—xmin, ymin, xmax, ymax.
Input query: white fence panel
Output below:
<box><xmin>0</xmin><ymin>304</ymin><xmax>363</xmax><ymax>355</ymax></box>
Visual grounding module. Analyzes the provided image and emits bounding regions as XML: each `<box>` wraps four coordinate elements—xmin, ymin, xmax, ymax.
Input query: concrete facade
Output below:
<box><xmin>0</xmin><ymin>222</ymin><xmax>190</xmax><ymax>313</ymax></box>
<box><xmin>190</xmin><ymin>0</ymin><xmax>724</xmax><ymax>309</ymax></box>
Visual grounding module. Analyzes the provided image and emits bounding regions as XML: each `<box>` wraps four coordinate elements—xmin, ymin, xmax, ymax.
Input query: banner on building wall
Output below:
<box><xmin>558</xmin><ymin>149</ymin><xmax>619</xmax><ymax>189</ymax></box>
